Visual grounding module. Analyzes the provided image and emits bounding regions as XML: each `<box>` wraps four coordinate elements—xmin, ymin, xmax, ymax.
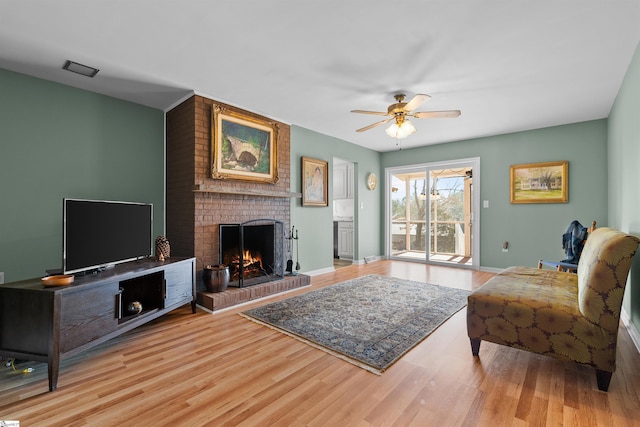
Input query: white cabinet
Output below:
<box><xmin>333</xmin><ymin>163</ymin><xmax>354</xmax><ymax>199</ymax></box>
<box><xmin>338</xmin><ymin>221</ymin><xmax>354</xmax><ymax>259</ymax></box>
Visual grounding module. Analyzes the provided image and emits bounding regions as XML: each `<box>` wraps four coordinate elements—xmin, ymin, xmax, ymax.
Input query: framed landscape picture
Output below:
<box><xmin>301</xmin><ymin>157</ymin><xmax>328</xmax><ymax>206</ymax></box>
<box><xmin>510</xmin><ymin>160</ymin><xmax>568</xmax><ymax>204</ymax></box>
<box><xmin>211</xmin><ymin>105</ymin><xmax>279</xmax><ymax>183</ymax></box>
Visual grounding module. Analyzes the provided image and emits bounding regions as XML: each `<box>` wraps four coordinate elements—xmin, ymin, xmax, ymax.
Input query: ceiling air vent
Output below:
<box><xmin>62</xmin><ymin>60</ymin><xmax>99</xmax><ymax>78</ymax></box>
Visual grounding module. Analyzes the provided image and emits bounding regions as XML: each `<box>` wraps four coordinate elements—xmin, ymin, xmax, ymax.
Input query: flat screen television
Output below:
<box><xmin>63</xmin><ymin>198</ymin><xmax>153</xmax><ymax>274</ymax></box>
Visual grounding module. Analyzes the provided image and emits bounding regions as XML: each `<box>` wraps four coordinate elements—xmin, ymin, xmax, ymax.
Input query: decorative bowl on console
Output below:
<box><xmin>41</xmin><ymin>275</ymin><xmax>74</xmax><ymax>287</ymax></box>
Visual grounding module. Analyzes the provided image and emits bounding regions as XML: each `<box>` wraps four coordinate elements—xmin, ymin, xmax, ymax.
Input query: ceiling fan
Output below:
<box><xmin>351</xmin><ymin>93</ymin><xmax>461</xmax><ymax>139</ymax></box>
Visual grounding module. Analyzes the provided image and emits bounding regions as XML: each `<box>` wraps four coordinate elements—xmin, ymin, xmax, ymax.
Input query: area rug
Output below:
<box><xmin>240</xmin><ymin>274</ymin><xmax>471</xmax><ymax>374</ymax></box>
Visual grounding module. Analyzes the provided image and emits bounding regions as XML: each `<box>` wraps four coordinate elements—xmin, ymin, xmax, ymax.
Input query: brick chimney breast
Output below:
<box><xmin>166</xmin><ymin>95</ymin><xmax>292</xmax><ymax>278</ymax></box>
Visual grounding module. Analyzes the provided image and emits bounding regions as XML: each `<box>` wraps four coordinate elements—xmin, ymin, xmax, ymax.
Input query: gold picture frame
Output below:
<box><xmin>301</xmin><ymin>157</ymin><xmax>328</xmax><ymax>206</ymax></box>
<box><xmin>510</xmin><ymin>161</ymin><xmax>568</xmax><ymax>204</ymax></box>
<box><xmin>211</xmin><ymin>105</ymin><xmax>279</xmax><ymax>183</ymax></box>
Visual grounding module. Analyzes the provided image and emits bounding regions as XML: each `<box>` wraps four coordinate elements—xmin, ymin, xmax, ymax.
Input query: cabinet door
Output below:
<box><xmin>164</xmin><ymin>260</ymin><xmax>194</xmax><ymax>308</ymax></box>
<box><xmin>0</xmin><ymin>288</ymin><xmax>53</xmax><ymax>356</ymax></box>
<box><xmin>333</xmin><ymin>164</ymin><xmax>347</xmax><ymax>199</ymax></box>
<box><xmin>345</xmin><ymin>164</ymin><xmax>354</xmax><ymax>199</ymax></box>
<box><xmin>338</xmin><ymin>228</ymin><xmax>349</xmax><ymax>256</ymax></box>
<box><xmin>333</xmin><ymin>164</ymin><xmax>354</xmax><ymax>199</ymax></box>
<box><xmin>346</xmin><ymin>228</ymin><xmax>354</xmax><ymax>255</ymax></box>
<box><xmin>59</xmin><ymin>283</ymin><xmax>119</xmax><ymax>353</ymax></box>
<box><xmin>338</xmin><ymin>223</ymin><xmax>354</xmax><ymax>258</ymax></box>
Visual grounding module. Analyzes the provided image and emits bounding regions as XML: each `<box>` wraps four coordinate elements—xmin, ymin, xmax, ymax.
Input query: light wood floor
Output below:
<box><xmin>2</xmin><ymin>261</ymin><xmax>640</xmax><ymax>426</ymax></box>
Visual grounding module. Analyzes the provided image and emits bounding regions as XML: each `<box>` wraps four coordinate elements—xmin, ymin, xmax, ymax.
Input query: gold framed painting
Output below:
<box><xmin>510</xmin><ymin>161</ymin><xmax>568</xmax><ymax>204</ymax></box>
<box><xmin>211</xmin><ymin>105</ymin><xmax>279</xmax><ymax>183</ymax></box>
<box><xmin>301</xmin><ymin>157</ymin><xmax>328</xmax><ymax>206</ymax></box>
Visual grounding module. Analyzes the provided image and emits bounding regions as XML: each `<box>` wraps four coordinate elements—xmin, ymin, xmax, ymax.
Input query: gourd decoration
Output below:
<box><xmin>155</xmin><ymin>236</ymin><xmax>170</xmax><ymax>261</ymax></box>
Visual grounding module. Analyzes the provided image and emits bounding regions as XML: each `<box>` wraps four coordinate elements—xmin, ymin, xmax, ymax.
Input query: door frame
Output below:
<box><xmin>384</xmin><ymin>157</ymin><xmax>480</xmax><ymax>269</ymax></box>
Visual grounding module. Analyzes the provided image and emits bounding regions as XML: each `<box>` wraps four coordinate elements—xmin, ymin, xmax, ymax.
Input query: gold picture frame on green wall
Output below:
<box><xmin>510</xmin><ymin>160</ymin><xmax>568</xmax><ymax>204</ymax></box>
<box><xmin>211</xmin><ymin>105</ymin><xmax>279</xmax><ymax>183</ymax></box>
<box><xmin>301</xmin><ymin>156</ymin><xmax>328</xmax><ymax>206</ymax></box>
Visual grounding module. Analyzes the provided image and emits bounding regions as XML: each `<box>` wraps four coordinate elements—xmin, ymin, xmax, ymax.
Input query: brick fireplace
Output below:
<box><xmin>219</xmin><ymin>219</ymin><xmax>285</xmax><ymax>287</ymax></box>
<box><xmin>165</xmin><ymin>95</ymin><xmax>308</xmax><ymax>309</ymax></box>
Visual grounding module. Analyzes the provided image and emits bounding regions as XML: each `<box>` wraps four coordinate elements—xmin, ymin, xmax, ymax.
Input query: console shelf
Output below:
<box><xmin>0</xmin><ymin>257</ymin><xmax>196</xmax><ymax>391</ymax></box>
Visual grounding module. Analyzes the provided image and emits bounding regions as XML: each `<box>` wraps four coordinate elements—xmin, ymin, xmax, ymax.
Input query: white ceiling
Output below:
<box><xmin>1</xmin><ymin>1</ymin><xmax>639</xmax><ymax>152</ymax></box>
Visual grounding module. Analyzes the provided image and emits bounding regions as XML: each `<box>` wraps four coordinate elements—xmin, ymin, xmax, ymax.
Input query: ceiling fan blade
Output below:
<box><xmin>403</xmin><ymin>94</ymin><xmax>431</xmax><ymax>112</ymax></box>
<box><xmin>413</xmin><ymin>110</ymin><xmax>461</xmax><ymax>119</ymax></box>
<box><xmin>356</xmin><ymin>118</ymin><xmax>393</xmax><ymax>132</ymax></box>
<box><xmin>351</xmin><ymin>109</ymin><xmax>390</xmax><ymax>116</ymax></box>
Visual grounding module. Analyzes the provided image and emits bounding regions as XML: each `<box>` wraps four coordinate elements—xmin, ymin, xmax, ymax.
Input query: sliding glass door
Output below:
<box><xmin>389</xmin><ymin>169</ymin><xmax>428</xmax><ymax>259</ymax></box>
<box><xmin>429</xmin><ymin>167</ymin><xmax>473</xmax><ymax>264</ymax></box>
<box><xmin>386</xmin><ymin>158</ymin><xmax>479</xmax><ymax>268</ymax></box>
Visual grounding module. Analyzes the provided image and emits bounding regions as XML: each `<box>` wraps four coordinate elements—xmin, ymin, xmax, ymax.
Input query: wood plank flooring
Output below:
<box><xmin>1</xmin><ymin>261</ymin><xmax>640</xmax><ymax>426</ymax></box>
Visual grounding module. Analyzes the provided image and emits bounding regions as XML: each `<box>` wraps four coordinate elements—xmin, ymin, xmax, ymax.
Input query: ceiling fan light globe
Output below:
<box><xmin>385</xmin><ymin>123</ymin><xmax>399</xmax><ymax>138</ymax></box>
<box><xmin>387</xmin><ymin>120</ymin><xmax>416</xmax><ymax>139</ymax></box>
<box><xmin>401</xmin><ymin>120</ymin><xmax>416</xmax><ymax>137</ymax></box>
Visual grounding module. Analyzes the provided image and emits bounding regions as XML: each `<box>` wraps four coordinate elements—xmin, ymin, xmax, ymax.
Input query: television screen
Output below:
<box><xmin>63</xmin><ymin>198</ymin><xmax>153</xmax><ymax>274</ymax></box>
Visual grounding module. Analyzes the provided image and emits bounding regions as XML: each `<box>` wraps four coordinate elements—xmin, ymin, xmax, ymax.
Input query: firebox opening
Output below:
<box><xmin>219</xmin><ymin>219</ymin><xmax>284</xmax><ymax>287</ymax></box>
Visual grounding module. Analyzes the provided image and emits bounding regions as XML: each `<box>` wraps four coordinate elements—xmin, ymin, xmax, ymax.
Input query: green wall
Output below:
<box><xmin>0</xmin><ymin>68</ymin><xmax>165</xmax><ymax>282</ymax></box>
<box><xmin>608</xmin><ymin>40</ymin><xmax>640</xmax><ymax>332</ymax></box>
<box><xmin>289</xmin><ymin>119</ymin><xmax>609</xmax><ymax>274</ymax></box>
<box><xmin>381</xmin><ymin>120</ymin><xmax>609</xmax><ymax>270</ymax></box>
<box><xmin>290</xmin><ymin>126</ymin><xmax>382</xmax><ymax>273</ymax></box>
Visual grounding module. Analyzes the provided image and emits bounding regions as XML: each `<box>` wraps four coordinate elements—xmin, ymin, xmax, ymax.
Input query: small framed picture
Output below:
<box><xmin>301</xmin><ymin>157</ymin><xmax>328</xmax><ymax>206</ymax></box>
<box><xmin>510</xmin><ymin>161</ymin><xmax>568</xmax><ymax>204</ymax></box>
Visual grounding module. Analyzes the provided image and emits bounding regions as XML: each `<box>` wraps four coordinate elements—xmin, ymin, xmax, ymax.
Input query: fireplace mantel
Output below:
<box><xmin>193</xmin><ymin>184</ymin><xmax>301</xmax><ymax>199</ymax></box>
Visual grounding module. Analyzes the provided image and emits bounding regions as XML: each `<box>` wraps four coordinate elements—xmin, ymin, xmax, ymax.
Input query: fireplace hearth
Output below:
<box><xmin>219</xmin><ymin>219</ymin><xmax>285</xmax><ymax>287</ymax></box>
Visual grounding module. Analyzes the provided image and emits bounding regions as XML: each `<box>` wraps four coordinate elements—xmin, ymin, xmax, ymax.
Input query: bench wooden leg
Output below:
<box><xmin>470</xmin><ymin>338</ymin><xmax>481</xmax><ymax>356</ymax></box>
<box><xmin>596</xmin><ymin>369</ymin><xmax>612</xmax><ymax>392</ymax></box>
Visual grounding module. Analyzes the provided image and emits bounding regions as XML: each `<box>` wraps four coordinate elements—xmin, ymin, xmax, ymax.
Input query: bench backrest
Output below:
<box><xmin>577</xmin><ymin>227</ymin><xmax>640</xmax><ymax>332</ymax></box>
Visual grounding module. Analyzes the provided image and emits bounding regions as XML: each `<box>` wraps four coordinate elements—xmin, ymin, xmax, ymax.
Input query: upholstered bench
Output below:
<box><xmin>467</xmin><ymin>227</ymin><xmax>640</xmax><ymax>391</ymax></box>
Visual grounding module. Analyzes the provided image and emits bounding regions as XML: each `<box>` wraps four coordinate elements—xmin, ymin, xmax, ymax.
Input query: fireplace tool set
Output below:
<box><xmin>286</xmin><ymin>226</ymin><xmax>300</xmax><ymax>275</ymax></box>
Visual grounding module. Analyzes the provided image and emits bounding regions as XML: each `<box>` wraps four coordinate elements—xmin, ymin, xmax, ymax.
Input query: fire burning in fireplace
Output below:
<box><xmin>229</xmin><ymin>249</ymin><xmax>265</xmax><ymax>281</ymax></box>
<box><xmin>219</xmin><ymin>219</ymin><xmax>284</xmax><ymax>287</ymax></box>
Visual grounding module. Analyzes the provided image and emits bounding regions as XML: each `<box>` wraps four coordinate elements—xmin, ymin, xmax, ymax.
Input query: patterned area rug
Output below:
<box><xmin>241</xmin><ymin>274</ymin><xmax>471</xmax><ymax>374</ymax></box>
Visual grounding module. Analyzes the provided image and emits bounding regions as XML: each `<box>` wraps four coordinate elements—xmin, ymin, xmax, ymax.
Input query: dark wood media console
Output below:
<box><xmin>0</xmin><ymin>257</ymin><xmax>196</xmax><ymax>391</ymax></box>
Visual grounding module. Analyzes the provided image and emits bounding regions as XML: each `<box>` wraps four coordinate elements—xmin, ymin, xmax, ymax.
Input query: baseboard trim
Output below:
<box><xmin>303</xmin><ymin>266</ymin><xmax>336</xmax><ymax>276</ymax></box>
<box><xmin>621</xmin><ymin>308</ymin><xmax>640</xmax><ymax>354</ymax></box>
